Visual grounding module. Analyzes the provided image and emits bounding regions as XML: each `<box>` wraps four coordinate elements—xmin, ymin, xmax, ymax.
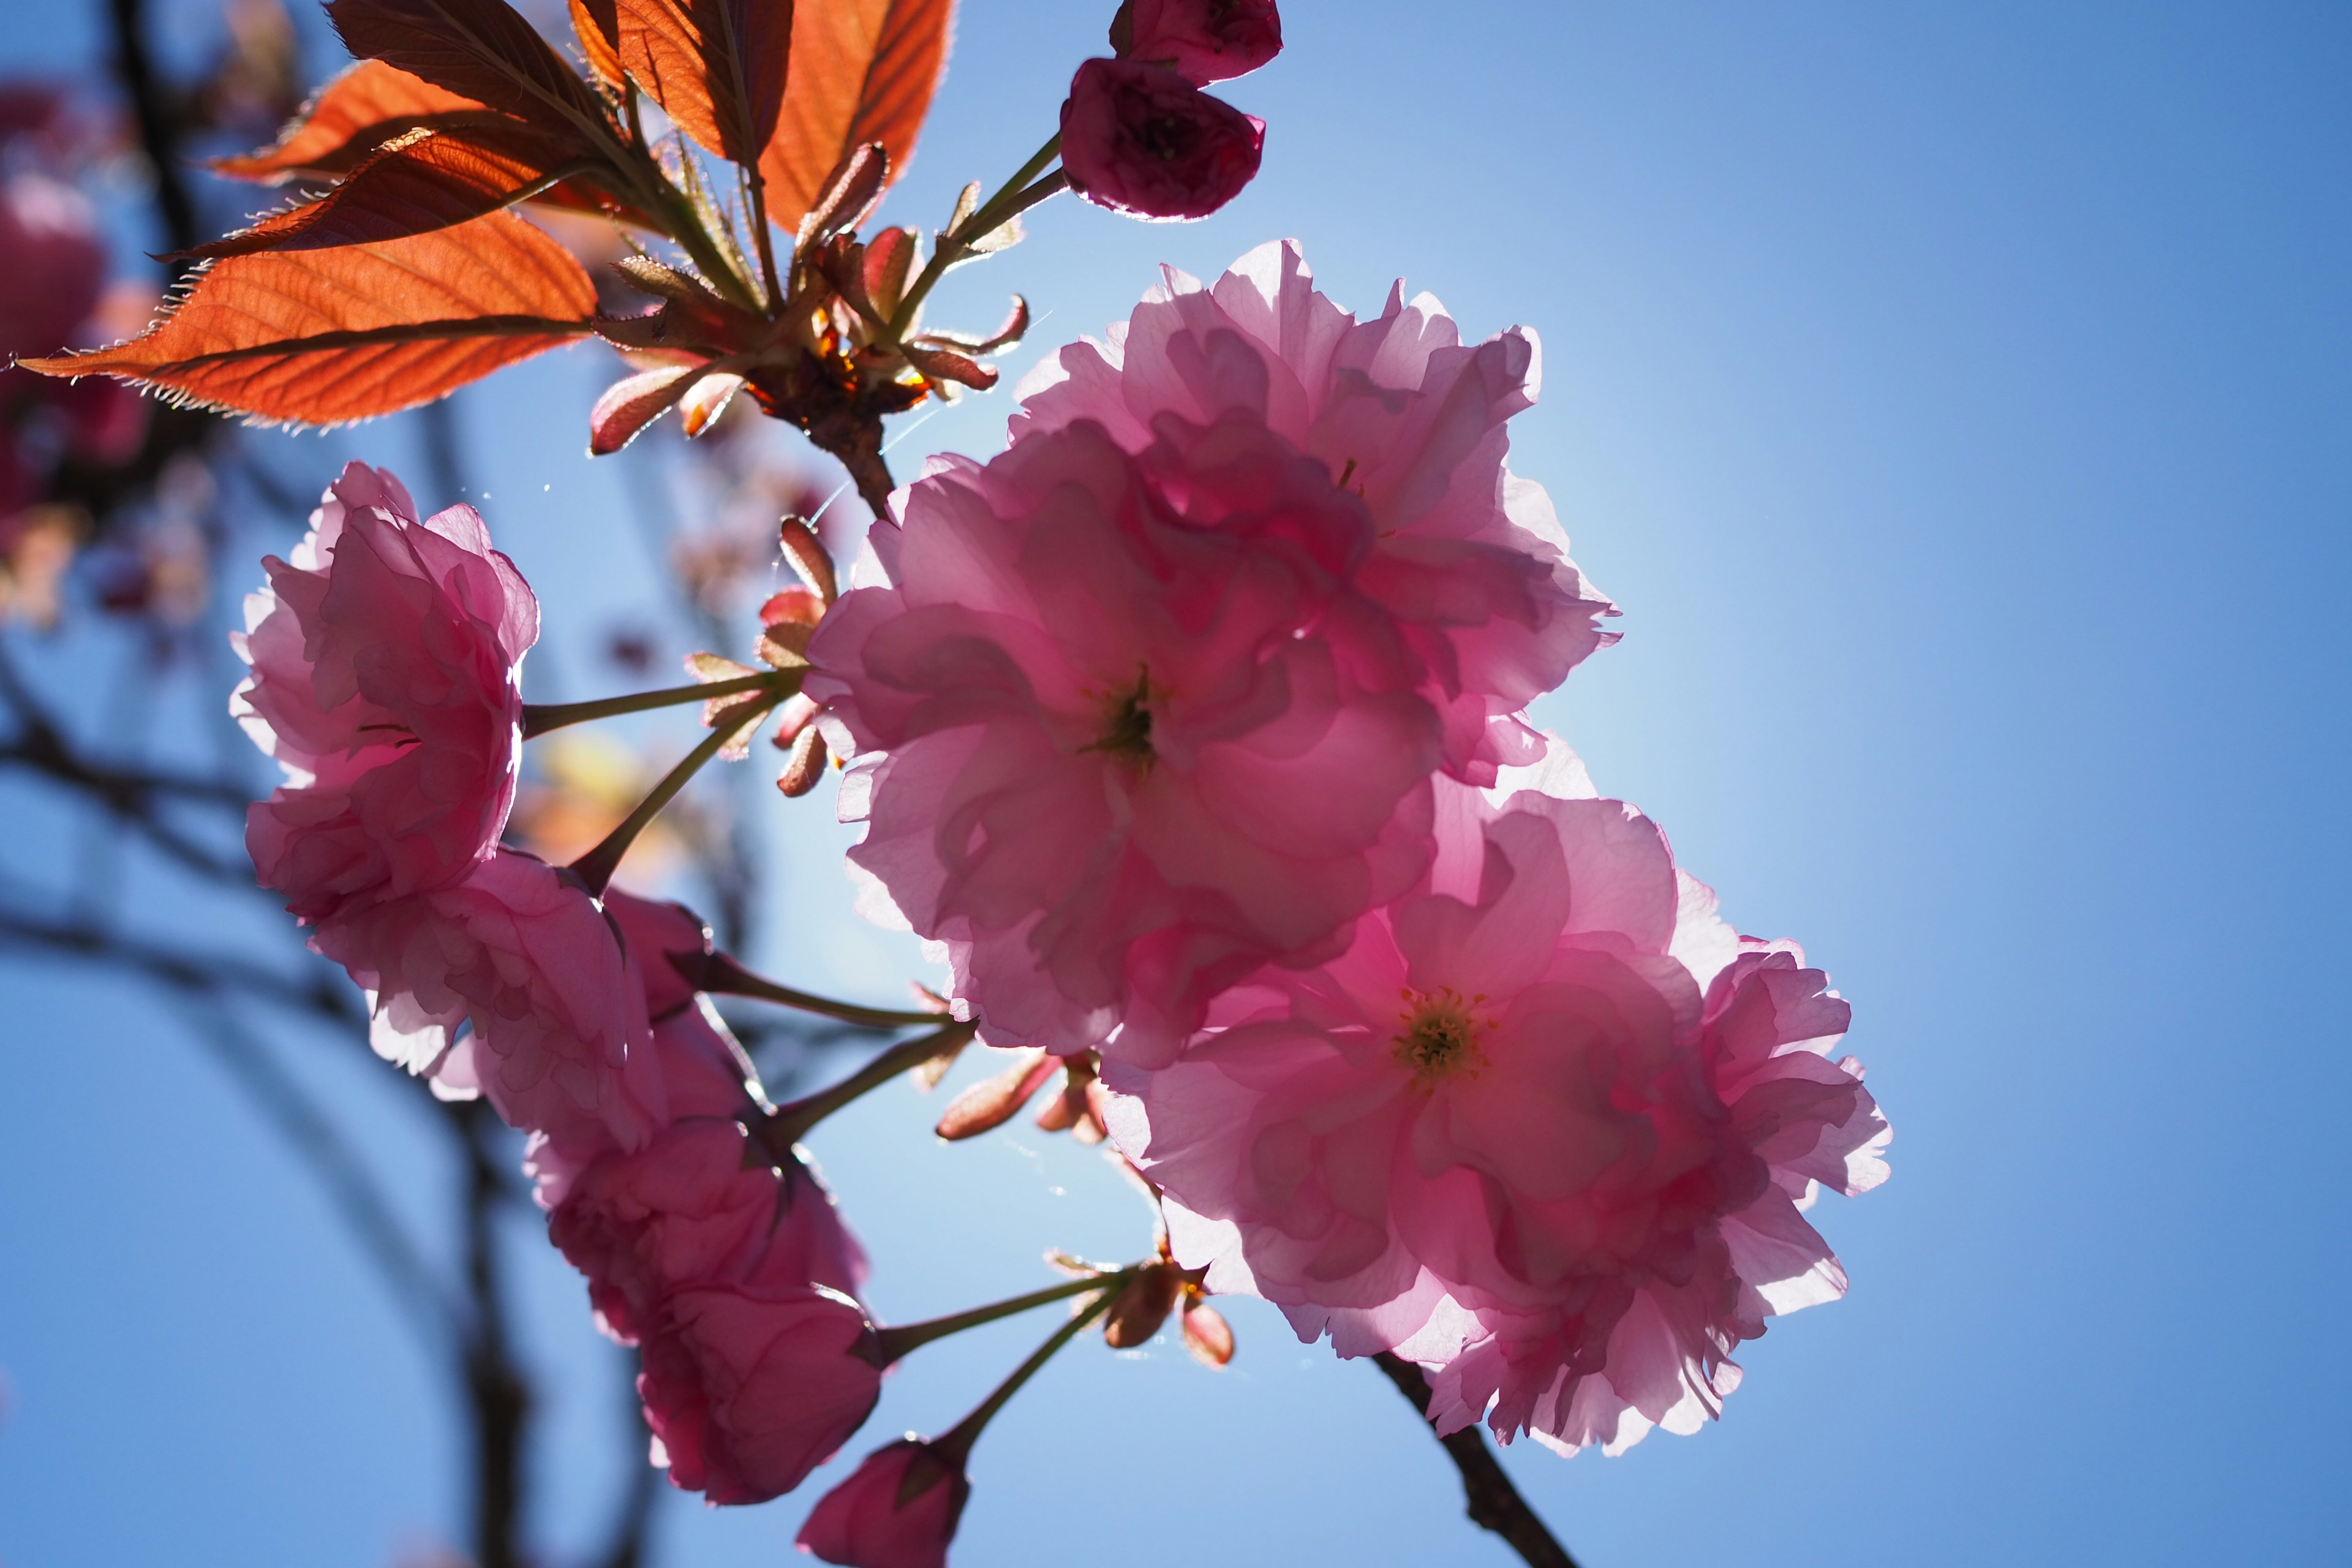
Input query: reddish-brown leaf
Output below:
<box><xmin>614</xmin><ymin>0</ymin><xmax>792</xmax><ymax>167</ymax></box>
<box><xmin>17</xmin><ymin>212</ymin><xmax>596</xmax><ymax>426</ymax></box>
<box><xmin>214</xmin><ymin>59</ymin><xmax>485</xmax><ymax>181</ymax></box>
<box><xmin>760</xmin><ymin>0</ymin><xmax>954</xmax><ymax>232</ymax></box>
<box><xmin>568</xmin><ymin>0</ymin><xmax>625</xmax><ymax>86</ymax></box>
<box><xmin>189</xmin><ymin>127</ymin><xmax>593</xmax><ymax>258</ymax></box>
<box><xmin>328</xmin><ymin>0</ymin><xmax>606</xmax><ymax>128</ymax></box>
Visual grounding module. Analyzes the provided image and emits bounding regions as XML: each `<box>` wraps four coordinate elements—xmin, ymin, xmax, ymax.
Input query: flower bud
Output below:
<box><xmin>1102</xmin><ymin>1262</ymin><xmax>1183</xmax><ymax>1349</ymax></box>
<box><xmin>1113</xmin><ymin>0</ymin><xmax>1282</xmax><ymax>85</ymax></box>
<box><xmin>1058</xmin><ymin>59</ymin><xmax>1264</xmax><ymax>222</ymax></box>
<box><xmin>933</xmin><ymin>1048</ymin><xmax>1056</xmax><ymax>1140</ymax></box>
<box><xmin>797</xmin><ymin>1438</ymin><xmax>970</xmax><ymax>1568</ymax></box>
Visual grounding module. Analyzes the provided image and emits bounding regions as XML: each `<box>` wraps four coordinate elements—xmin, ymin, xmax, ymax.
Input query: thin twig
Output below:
<box><xmin>107</xmin><ymin>0</ymin><xmax>199</xmax><ymax>259</ymax></box>
<box><xmin>1370</xmin><ymin>1352</ymin><xmax>1580</xmax><ymax>1568</ymax></box>
<box><xmin>456</xmin><ymin>1102</ymin><xmax>532</xmax><ymax>1568</ymax></box>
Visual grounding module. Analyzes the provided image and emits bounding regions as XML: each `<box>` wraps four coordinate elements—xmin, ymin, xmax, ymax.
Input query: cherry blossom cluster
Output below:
<box><xmin>205</xmin><ymin>1</ymin><xmax>1888</xmax><ymax>1561</ymax></box>
<box><xmin>810</xmin><ymin>238</ymin><xmax>1890</xmax><ymax>1460</ymax></box>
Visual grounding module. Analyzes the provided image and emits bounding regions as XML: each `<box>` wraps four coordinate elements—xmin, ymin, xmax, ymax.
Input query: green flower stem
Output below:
<box><xmin>869</xmin><ymin>1267</ymin><xmax>1139</xmax><ymax>1366</ymax></box>
<box><xmin>568</xmin><ymin>691</ymin><xmax>782</xmax><ymax>894</ymax></box>
<box><xmin>521</xmin><ymin>670</ymin><xmax>794</xmax><ymax>739</ymax></box>
<box><xmin>889</xmin><ymin>133</ymin><xmax>1065</xmax><ymax>338</ymax></box>
<box><xmin>930</xmin><ymin>1279</ymin><xmax>1123</xmax><ymax>1467</ymax></box>
<box><xmin>763</xmin><ymin>1019</ymin><xmax>976</xmax><ymax>1147</ymax></box>
<box><xmin>701</xmin><ymin>951</ymin><xmax>956</xmax><ymax>1031</ymax></box>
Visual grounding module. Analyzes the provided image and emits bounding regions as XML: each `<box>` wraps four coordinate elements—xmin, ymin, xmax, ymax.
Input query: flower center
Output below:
<box><xmin>1394</xmin><ymin>987</ymin><xmax>1486</xmax><ymax>1082</ymax></box>
<box><xmin>1085</xmin><ymin>667</ymin><xmax>1155</xmax><ymax>766</ymax></box>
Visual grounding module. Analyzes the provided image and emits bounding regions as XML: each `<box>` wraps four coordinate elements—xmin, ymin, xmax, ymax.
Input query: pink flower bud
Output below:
<box><xmin>638</xmin><ymin>1283</ymin><xmax>883</xmax><ymax>1505</ymax></box>
<box><xmin>796</xmin><ymin>1439</ymin><xmax>970</xmax><ymax>1568</ymax></box>
<box><xmin>1114</xmin><ymin>0</ymin><xmax>1282</xmax><ymax>85</ymax></box>
<box><xmin>1058</xmin><ymin>59</ymin><xmax>1264</xmax><ymax>222</ymax></box>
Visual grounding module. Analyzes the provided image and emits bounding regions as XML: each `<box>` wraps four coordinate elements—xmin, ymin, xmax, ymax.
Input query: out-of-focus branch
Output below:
<box><xmin>1370</xmin><ymin>1352</ymin><xmax>1580</xmax><ymax>1568</ymax></box>
<box><xmin>0</xmin><ymin>902</ymin><xmax>360</xmax><ymax>1025</ymax></box>
<box><xmin>0</xmin><ymin>644</ymin><xmax>257</xmax><ymax>883</ymax></box>
<box><xmin>455</xmin><ymin>1102</ymin><xmax>530</xmax><ymax>1568</ymax></box>
<box><xmin>179</xmin><ymin>1001</ymin><xmax>470</xmax><ymax>1354</ymax></box>
<box><xmin>107</xmin><ymin>0</ymin><xmax>200</xmax><ymax>258</ymax></box>
<box><xmin>594</xmin><ymin>1397</ymin><xmax>663</xmax><ymax>1568</ymax></box>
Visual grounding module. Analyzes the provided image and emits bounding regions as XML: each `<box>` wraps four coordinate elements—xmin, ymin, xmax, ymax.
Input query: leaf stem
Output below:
<box><xmin>521</xmin><ymin>671</ymin><xmax>792</xmax><ymax>739</ymax></box>
<box><xmin>869</xmin><ymin>1268</ymin><xmax>1137</xmax><ymax>1366</ymax></box>
<box><xmin>889</xmin><ymin>133</ymin><xmax>1064</xmax><ymax>338</ymax></box>
<box><xmin>567</xmin><ymin>691</ymin><xmax>780</xmax><ymax>894</ymax></box>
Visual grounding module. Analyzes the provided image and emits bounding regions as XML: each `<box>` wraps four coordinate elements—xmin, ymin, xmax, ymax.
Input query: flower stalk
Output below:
<box><xmin>930</xmin><ymin>1279</ymin><xmax>1121</xmax><ymax>1466</ymax></box>
<box><xmin>869</xmin><ymin>1265</ymin><xmax>1139</xmax><ymax>1366</ymax></box>
<box><xmin>521</xmin><ymin>671</ymin><xmax>796</xmax><ymax>739</ymax></box>
<box><xmin>762</xmin><ymin>1020</ymin><xmax>977</xmax><ymax>1148</ymax></box>
<box><xmin>568</xmin><ymin>690</ymin><xmax>783</xmax><ymax>894</ymax></box>
<box><xmin>701</xmin><ymin>951</ymin><xmax>955</xmax><ymax>1030</ymax></box>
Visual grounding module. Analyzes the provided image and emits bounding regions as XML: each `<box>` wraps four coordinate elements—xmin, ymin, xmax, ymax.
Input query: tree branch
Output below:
<box><xmin>1370</xmin><ymin>1352</ymin><xmax>1580</xmax><ymax>1568</ymax></box>
<box><xmin>456</xmin><ymin>1102</ymin><xmax>531</xmax><ymax>1568</ymax></box>
<box><xmin>107</xmin><ymin>0</ymin><xmax>200</xmax><ymax>260</ymax></box>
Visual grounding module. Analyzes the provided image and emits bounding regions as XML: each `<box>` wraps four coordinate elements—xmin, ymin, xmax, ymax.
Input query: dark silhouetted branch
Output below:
<box><xmin>1371</xmin><ymin>1352</ymin><xmax>1580</xmax><ymax>1568</ymax></box>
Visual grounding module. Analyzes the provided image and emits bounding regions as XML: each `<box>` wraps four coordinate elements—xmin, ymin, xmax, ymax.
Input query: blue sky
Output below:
<box><xmin>3</xmin><ymin>2</ymin><xmax>2348</xmax><ymax>1565</ymax></box>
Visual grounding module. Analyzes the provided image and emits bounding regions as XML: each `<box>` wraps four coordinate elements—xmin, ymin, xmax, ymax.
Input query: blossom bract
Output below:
<box><xmin>807</xmin><ymin>417</ymin><xmax>1443</xmax><ymax>1065</ymax></box>
<box><xmin>311</xmin><ymin>848</ymin><xmax>655</xmax><ymax>1149</ymax></box>
<box><xmin>1060</xmin><ymin>58</ymin><xmax>1264</xmax><ymax>222</ymax></box>
<box><xmin>1115</xmin><ymin>0</ymin><xmax>1283</xmax><ymax>85</ymax></box>
<box><xmin>1105</xmin><ymin>788</ymin><xmax>1887</xmax><ymax>1450</ymax></box>
<box><xmin>1015</xmin><ymin>242</ymin><xmax>1617</xmax><ymax>783</ymax></box>
<box><xmin>796</xmin><ymin>1438</ymin><xmax>970</xmax><ymax>1568</ymax></box>
<box><xmin>636</xmin><ymin>1283</ymin><xmax>882</xmax><ymax>1505</ymax></box>
<box><xmin>234</xmin><ymin>461</ymin><xmax>536</xmax><ymax>922</ymax></box>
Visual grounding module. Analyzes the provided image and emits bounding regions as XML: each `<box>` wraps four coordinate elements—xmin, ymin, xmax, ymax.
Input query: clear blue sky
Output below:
<box><xmin>3</xmin><ymin>2</ymin><xmax>2348</xmax><ymax>1565</ymax></box>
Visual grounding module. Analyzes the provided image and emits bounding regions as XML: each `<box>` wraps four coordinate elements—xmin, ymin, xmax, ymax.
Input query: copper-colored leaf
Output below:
<box><xmin>614</xmin><ymin>0</ymin><xmax>791</xmax><ymax>167</ymax></box>
<box><xmin>861</xmin><ymin>225</ymin><xmax>916</xmax><ymax>318</ymax></box>
<box><xmin>214</xmin><ymin>59</ymin><xmax>485</xmax><ymax>181</ymax></box>
<box><xmin>933</xmin><ymin>1047</ymin><xmax>1054</xmax><ymax>1140</ymax></box>
<box><xmin>328</xmin><ymin>0</ymin><xmax>606</xmax><ymax>127</ymax></box>
<box><xmin>189</xmin><ymin>127</ymin><xmax>591</xmax><ymax>258</ymax></box>
<box><xmin>17</xmin><ymin>212</ymin><xmax>596</xmax><ymax>426</ymax></box>
<box><xmin>568</xmin><ymin>0</ymin><xmax>624</xmax><ymax>85</ymax></box>
<box><xmin>760</xmin><ymin>0</ymin><xmax>953</xmax><ymax>232</ymax></box>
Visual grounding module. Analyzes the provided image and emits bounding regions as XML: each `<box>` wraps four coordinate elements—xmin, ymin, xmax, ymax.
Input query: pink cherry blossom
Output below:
<box><xmin>806</xmin><ymin>416</ymin><xmax>1443</xmax><ymax>1065</ymax></box>
<box><xmin>1104</xmin><ymin>788</ymin><xmax>1887</xmax><ymax>1450</ymax></box>
<box><xmin>310</xmin><ymin>848</ymin><xmax>655</xmax><ymax>1150</ymax></box>
<box><xmin>636</xmin><ymin>1283</ymin><xmax>883</xmax><ymax>1505</ymax></box>
<box><xmin>1014</xmin><ymin>242</ymin><xmax>1618</xmax><ymax>783</ymax></box>
<box><xmin>796</xmin><ymin>1438</ymin><xmax>970</xmax><ymax>1568</ymax></box>
<box><xmin>1114</xmin><ymin>0</ymin><xmax>1282</xmax><ymax>85</ymax></box>
<box><xmin>1059</xmin><ymin>59</ymin><xmax>1264</xmax><ymax>222</ymax></box>
<box><xmin>233</xmin><ymin>462</ymin><xmax>536</xmax><ymax>923</ymax></box>
<box><xmin>549</xmin><ymin>1115</ymin><xmax>869</xmax><ymax>1344</ymax></box>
